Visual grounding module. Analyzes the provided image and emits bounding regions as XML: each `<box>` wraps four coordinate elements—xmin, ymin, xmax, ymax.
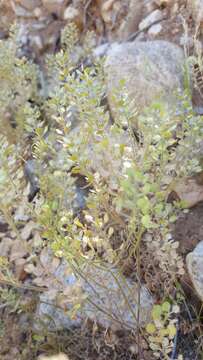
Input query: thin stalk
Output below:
<box><xmin>0</xmin><ymin>278</ymin><xmax>46</xmax><ymax>293</ymax></box>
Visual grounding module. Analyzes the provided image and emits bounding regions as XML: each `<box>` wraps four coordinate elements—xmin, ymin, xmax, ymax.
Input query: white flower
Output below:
<box><xmin>84</xmin><ymin>214</ymin><xmax>94</xmax><ymax>223</ymax></box>
<box><xmin>123</xmin><ymin>160</ymin><xmax>132</xmax><ymax>169</ymax></box>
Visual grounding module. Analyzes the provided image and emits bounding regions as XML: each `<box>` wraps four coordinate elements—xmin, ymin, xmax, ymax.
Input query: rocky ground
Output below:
<box><xmin>0</xmin><ymin>0</ymin><xmax>203</xmax><ymax>359</ymax></box>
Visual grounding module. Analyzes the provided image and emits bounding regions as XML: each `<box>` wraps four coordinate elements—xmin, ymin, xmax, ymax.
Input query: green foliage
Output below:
<box><xmin>146</xmin><ymin>301</ymin><xmax>181</xmax><ymax>359</ymax></box>
<box><xmin>0</xmin><ymin>25</ymin><xmax>40</xmax><ymax>145</ymax></box>
<box><xmin>0</xmin><ymin>287</ymin><xmax>20</xmax><ymax>312</ymax></box>
<box><xmin>0</xmin><ymin>26</ymin><xmax>41</xmax><ymax>238</ymax></box>
<box><xmin>0</xmin><ymin>23</ymin><xmax>203</xmax><ymax>360</ymax></box>
<box><xmin>34</xmin><ymin>25</ymin><xmax>203</xmax><ymax>292</ymax></box>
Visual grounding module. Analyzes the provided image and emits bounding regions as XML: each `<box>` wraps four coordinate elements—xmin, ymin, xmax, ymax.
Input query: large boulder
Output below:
<box><xmin>36</xmin><ymin>261</ymin><xmax>153</xmax><ymax>331</ymax></box>
<box><xmin>82</xmin><ymin>264</ymin><xmax>154</xmax><ymax>331</ymax></box>
<box><xmin>105</xmin><ymin>40</ymin><xmax>185</xmax><ymax>125</ymax></box>
<box><xmin>186</xmin><ymin>241</ymin><xmax>203</xmax><ymax>301</ymax></box>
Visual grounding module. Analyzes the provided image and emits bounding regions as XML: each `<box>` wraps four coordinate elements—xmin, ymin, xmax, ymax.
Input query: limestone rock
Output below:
<box><xmin>35</xmin><ymin>261</ymin><xmax>83</xmax><ymax>330</ymax></box>
<box><xmin>82</xmin><ymin>265</ymin><xmax>154</xmax><ymax>331</ymax></box>
<box><xmin>36</xmin><ymin>262</ymin><xmax>153</xmax><ymax>331</ymax></box>
<box><xmin>105</xmin><ymin>40</ymin><xmax>185</xmax><ymax>125</ymax></box>
<box><xmin>171</xmin><ymin>177</ymin><xmax>203</xmax><ymax>209</ymax></box>
<box><xmin>186</xmin><ymin>241</ymin><xmax>203</xmax><ymax>301</ymax></box>
<box><xmin>92</xmin><ymin>43</ymin><xmax>111</xmax><ymax>59</ymax></box>
<box><xmin>148</xmin><ymin>23</ymin><xmax>162</xmax><ymax>36</ymax></box>
<box><xmin>138</xmin><ymin>9</ymin><xmax>164</xmax><ymax>31</ymax></box>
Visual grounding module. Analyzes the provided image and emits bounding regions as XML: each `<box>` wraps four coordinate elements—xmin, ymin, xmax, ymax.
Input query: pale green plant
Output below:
<box><xmin>34</xmin><ymin>24</ymin><xmax>203</xmax><ymax>299</ymax></box>
<box><xmin>0</xmin><ymin>22</ymin><xmax>203</xmax><ymax>359</ymax></box>
<box><xmin>146</xmin><ymin>301</ymin><xmax>181</xmax><ymax>359</ymax></box>
<box><xmin>0</xmin><ymin>25</ymin><xmax>40</xmax><ymax>145</ymax></box>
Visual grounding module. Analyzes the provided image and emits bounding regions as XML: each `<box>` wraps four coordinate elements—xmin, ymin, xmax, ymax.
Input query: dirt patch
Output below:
<box><xmin>0</xmin><ymin>310</ymin><xmax>152</xmax><ymax>360</ymax></box>
<box><xmin>172</xmin><ymin>203</ymin><xmax>203</xmax><ymax>256</ymax></box>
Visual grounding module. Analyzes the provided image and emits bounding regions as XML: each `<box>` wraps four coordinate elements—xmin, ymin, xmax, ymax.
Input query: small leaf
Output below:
<box><xmin>149</xmin><ymin>343</ymin><xmax>159</xmax><ymax>351</ymax></box>
<box><xmin>169</xmin><ymin>215</ymin><xmax>177</xmax><ymax>223</ymax></box>
<box><xmin>141</xmin><ymin>215</ymin><xmax>152</xmax><ymax>228</ymax></box>
<box><xmin>104</xmin><ymin>213</ymin><xmax>109</xmax><ymax>224</ymax></box>
<box><xmin>159</xmin><ymin>328</ymin><xmax>169</xmax><ymax>337</ymax></box>
<box><xmin>137</xmin><ymin>196</ymin><xmax>151</xmax><ymax>215</ymax></box>
<box><xmin>161</xmin><ymin>301</ymin><xmax>171</xmax><ymax>313</ymax></box>
<box><xmin>108</xmin><ymin>227</ymin><xmax>114</xmax><ymax>237</ymax></box>
<box><xmin>74</xmin><ymin>219</ymin><xmax>84</xmax><ymax>229</ymax></box>
<box><xmin>154</xmin><ymin>319</ymin><xmax>163</xmax><ymax>329</ymax></box>
<box><xmin>171</xmin><ymin>241</ymin><xmax>179</xmax><ymax>249</ymax></box>
<box><xmin>119</xmin><ymin>79</ymin><xmax>126</xmax><ymax>87</ymax></box>
<box><xmin>149</xmin><ymin>336</ymin><xmax>162</xmax><ymax>344</ymax></box>
<box><xmin>142</xmin><ymin>183</ymin><xmax>151</xmax><ymax>194</ymax></box>
<box><xmin>172</xmin><ymin>305</ymin><xmax>180</xmax><ymax>314</ymax></box>
<box><xmin>146</xmin><ymin>323</ymin><xmax>156</xmax><ymax>334</ymax></box>
<box><xmin>167</xmin><ymin>324</ymin><xmax>176</xmax><ymax>338</ymax></box>
<box><xmin>32</xmin><ymin>334</ymin><xmax>45</xmax><ymax>342</ymax></box>
<box><xmin>162</xmin><ymin>337</ymin><xmax>169</xmax><ymax>347</ymax></box>
<box><xmin>152</xmin><ymin>305</ymin><xmax>162</xmax><ymax>320</ymax></box>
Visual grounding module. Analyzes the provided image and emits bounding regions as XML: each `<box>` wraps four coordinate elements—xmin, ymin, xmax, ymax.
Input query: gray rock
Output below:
<box><xmin>24</xmin><ymin>151</ymin><xmax>88</xmax><ymax>210</ymax></box>
<box><xmin>186</xmin><ymin>241</ymin><xmax>203</xmax><ymax>301</ymax></box>
<box><xmin>36</xmin><ymin>261</ymin><xmax>153</xmax><ymax>331</ymax></box>
<box><xmin>138</xmin><ymin>9</ymin><xmax>164</xmax><ymax>31</ymax></box>
<box><xmin>82</xmin><ymin>265</ymin><xmax>154</xmax><ymax>331</ymax></box>
<box><xmin>105</xmin><ymin>40</ymin><xmax>185</xmax><ymax>126</ymax></box>
<box><xmin>0</xmin><ymin>30</ymin><xmax>7</xmax><ymax>39</ymax></box>
<box><xmin>34</xmin><ymin>263</ymin><xmax>82</xmax><ymax>330</ymax></box>
<box><xmin>13</xmin><ymin>4</ymin><xmax>34</xmax><ymax>17</ymax></box>
<box><xmin>73</xmin><ymin>183</ymin><xmax>88</xmax><ymax>213</ymax></box>
<box><xmin>92</xmin><ymin>43</ymin><xmax>111</xmax><ymax>59</ymax></box>
<box><xmin>148</xmin><ymin>23</ymin><xmax>162</xmax><ymax>36</ymax></box>
<box><xmin>24</xmin><ymin>159</ymin><xmax>40</xmax><ymax>202</ymax></box>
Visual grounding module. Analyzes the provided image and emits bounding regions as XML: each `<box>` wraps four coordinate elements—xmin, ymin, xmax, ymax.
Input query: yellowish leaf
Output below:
<box><xmin>104</xmin><ymin>213</ymin><xmax>109</xmax><ymax>224</ymax></box>
<box><xmin>74</xmin><ymin>219</ymin><xmax>84</xmax><ymax>229</ymax></box>
<box><xmin>108</xmin><ymin>227</ymin><xmax>114</xmax><ymax>237</ymax></box>
<box><xmin>167</xmin><ymin>324</ymin><xmax>176</xmax><ymax>338</ymax></box>
<box><xmin>146</xmin><ymin>323</ymin><xmax>156</xmax><ymax>334</ymax></box>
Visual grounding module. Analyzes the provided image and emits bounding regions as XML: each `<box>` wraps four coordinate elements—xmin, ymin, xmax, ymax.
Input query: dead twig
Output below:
<box><xmin>0</xmin><ymin>278</ymin><xmax>46</xmax><ymax>293</ymax></box>
<box><xmin>124</xmin><ymin>17</ymin><xmax>167</xmax><ymax>43</ymax></box>
<box><xmin>83</xmin><ymin>0</ymin><xmax>93</xmax><ymax>28</ymax></box>
<box><xmin>170</xmin><ymin>322</ymin><xmax>179</xmax><ymax>360</ymax></box>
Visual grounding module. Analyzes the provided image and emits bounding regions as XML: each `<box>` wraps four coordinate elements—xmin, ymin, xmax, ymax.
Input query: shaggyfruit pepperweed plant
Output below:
<box><xmin>0</xmin><ymin>24</ymin><xmax>203</xmax><ymax>359</ymax></box>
